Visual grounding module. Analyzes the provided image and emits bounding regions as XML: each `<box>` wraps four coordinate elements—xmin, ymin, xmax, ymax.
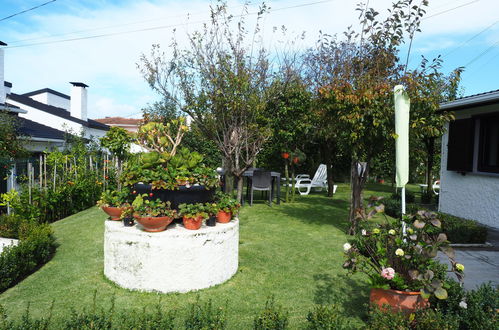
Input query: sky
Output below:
<box><xmin>1</xmin><ymin>0</ymin><xmax>499</xmax><ymax>120</ymax></box>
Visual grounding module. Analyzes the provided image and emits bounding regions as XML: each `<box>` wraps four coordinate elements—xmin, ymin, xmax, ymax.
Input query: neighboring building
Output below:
<box><xmin>439</xmin><ymin>90</ymin><xmax>499</xmax><ymax>229</ymax></box>
<box><xmin>94</xmin><ymin>116</ymin><xmax>142</xmax><ymax>133</ymax></box>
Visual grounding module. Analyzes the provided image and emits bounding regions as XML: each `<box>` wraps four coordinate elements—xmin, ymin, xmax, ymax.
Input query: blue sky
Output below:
<box><xmin>1</xmin><ymin>0</ymin><xmax>498</xmax><ymax>119</ymax></box>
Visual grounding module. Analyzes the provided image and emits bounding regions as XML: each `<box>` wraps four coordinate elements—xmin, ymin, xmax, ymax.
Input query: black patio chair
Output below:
<box><xmin>250</xmin><ymin>170</ymin><xmax>272</xmax><ymax>206</ymax></box>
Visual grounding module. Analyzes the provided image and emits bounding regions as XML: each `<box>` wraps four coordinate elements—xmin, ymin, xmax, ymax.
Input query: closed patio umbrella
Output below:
<box><xmin>394</xmin><ymin>85</ymin><xmax>410</xmax><ymax>233</ymax></box>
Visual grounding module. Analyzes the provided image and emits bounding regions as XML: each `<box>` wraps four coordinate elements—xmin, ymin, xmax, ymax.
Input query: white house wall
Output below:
<box><xmin>439</xmin><ymin>107</ymin><xmax>499</xmax><ymax>229</ymax></box>
<box><xmin>29</xmin><ymin>92</ymin><xmax>70</xmax><ymax>110</ymax></box>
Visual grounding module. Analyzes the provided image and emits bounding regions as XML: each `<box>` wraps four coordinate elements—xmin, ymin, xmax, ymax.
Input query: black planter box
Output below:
<box><xmin>133</xmin><ymin>183</ymin><xmax>215</xmax><ymax>210</ymax></box>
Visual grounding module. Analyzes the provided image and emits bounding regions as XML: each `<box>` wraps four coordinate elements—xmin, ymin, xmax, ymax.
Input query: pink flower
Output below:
<box><xmin>381</xmin><ymin>267</ymin><xmax>395</xmax><ymax>280</ymax></box>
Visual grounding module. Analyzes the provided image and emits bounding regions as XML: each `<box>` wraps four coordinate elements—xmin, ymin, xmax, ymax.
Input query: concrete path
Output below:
<box><xmin>441</xmin><ymin>226</ymin><xmax>499</xmax><ymax>290</ymax></box>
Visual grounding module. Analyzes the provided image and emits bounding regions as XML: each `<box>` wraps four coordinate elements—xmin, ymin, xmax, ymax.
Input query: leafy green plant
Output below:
<box><xmin>96</xmin><ymin>189</ymin><xmax>130</xmax><ymax>208</ymax></box>
<box><xmin>0</xmin><ymin>221</ymin><xmax>57</xmax><ymax>293</ymax></box>
<box><xmin>131</xmin><ymin>194</ymin><xmax>176</xmax><ymax>218</ymax></box>
<box><xmin>178</xmin><ymin>203</ymin><xmax>209</xmax><ymax>219</ymax></box>
<box><xmin>438</xmin><ymin>212</ymin><xmax>488</xmax><ymax>244</ymax></box>
<box><xmin>253</xmin><ymin>296</ymin><xmax>289</xmax><ymax>330</ymax></box>
<box><xmin>343</xmin><ymin>205</ymin><xmax>464</xmax><ymax>300</ymax></box>
<box><xmin>184</xmin><ymin>298</ymin><xmax>227</xmax><ymax>330</ymax></box>
<box><xmin>306</xmin><ymin>304</ymin><xmax>350</xmax><ymax>330</ymax></box>
<box><xmin>215</xmin><ymin>192</ymin><xmax>241</xmax><ymax>214</ymax></box>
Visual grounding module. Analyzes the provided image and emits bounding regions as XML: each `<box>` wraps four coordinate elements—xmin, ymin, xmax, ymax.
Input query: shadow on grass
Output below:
<box><xmin>312</xmin><ymin>273</ymin><xmax>370</xmax><ymax>321</ymax></box>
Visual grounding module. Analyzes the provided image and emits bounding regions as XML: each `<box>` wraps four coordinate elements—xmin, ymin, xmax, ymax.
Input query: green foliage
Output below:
<box><xmin>178</xmin><ymin>203</ymin><xmax>209</xmax><ymax>219</ymax></box>
<box><xmin>367</xmin><ymin>306</ymin><xmax>460</xmax><ymax>330</ymax></box>
<box><xmin>344</xmin><ymin>209</ymin><xmax>463</xmax><ymax>299</ymax></box>
<box><xmin>96</xmin><ymin>188</ymin><xmax>131</xmax><ymax>208</ymax></box>
<box><xmin>391</xmin><ymin>189</ymin><xmax>416</xmax><ymax>203</ymax></box>
<box><xmin>122</xmin><ymin>147</ymin><xmax>219</xmax><ymax>190</ymax></box>
<box><xmin>459</xmin><ymin>283</ymin><xmax>499</xmax><ymax>329</ymax></box>
<box><xmin>214</xmin><ymin>192</ymin><xmax>241</xmax><ymax>214</ymax></box>
<box><xmin>438</xmin><ymin>212</ymin><xmax>488</xmax><ymax>244</ymax></box>
<box><xmin>253</xmin><ymin>296</ymin><xmax>289</xmax><ymax>330</ymax></box>
<box><xmin>137</xmin><ymin>119</ymin><xmax>188</xmax><ymax>159</ymax></box>
<box><xmin>383</xmin><ymin>197</ymin><xmax>418</xmax><ymax>219</ymax></box>
<box><xmin>184</xmin><ymin>298</ymin><xmax>227</xmax><ymax>330</ymax></box>
<box><xmin>99</xmin><ymin>127</ymin><xmax>133</xmax><ymax>161</ymax></box>
<box><xmin>366</xmin><ymin>306</ymin><xmax>410</xmax><ymax>330</ymax></box>
<box><xmin>305</xmin><ymin>304</ymin><xmax>350</xmax><ymax>330</ymax></box>
<box><xmin>131</xmin><ymin>194</ymin><xmax>176</xmax><ymax>218</ymax></box>
<box><xmin>0</xmin><ymin>214</ymin><xmax>31</xmax><ymax>239</ymax></box>
<box><xmin>0</xmin><ymin>111</ymin><xmax>26</xmax><ymax>176</ymax></box>
<box><xmin>0</xmin><ymin>221</ymin><xmax>57</xmax><ymax>293</ymax></box>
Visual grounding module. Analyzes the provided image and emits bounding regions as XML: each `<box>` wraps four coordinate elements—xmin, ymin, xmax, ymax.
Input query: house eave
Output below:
<box><xmin>440</xmin><ymin>91</ymin><xmax>499</xmax><ymax>111</ymax></box>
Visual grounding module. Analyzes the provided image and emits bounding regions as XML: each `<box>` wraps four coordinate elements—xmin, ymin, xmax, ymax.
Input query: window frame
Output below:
<box><xmin>477</xmin><ymin>113</ymin><xmax>499</xmax><ymax>174</ymax></box>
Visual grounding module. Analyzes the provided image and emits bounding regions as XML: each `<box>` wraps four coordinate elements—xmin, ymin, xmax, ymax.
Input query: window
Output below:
<box><xmin>447</xmin><ymin>118</ymin><xmax>475</xmax><ymax>172</ymax></box>
<box><xmin>478</xmin><ymin>115</ymin><xmax>499</xmax><ymax>173</ymax></box>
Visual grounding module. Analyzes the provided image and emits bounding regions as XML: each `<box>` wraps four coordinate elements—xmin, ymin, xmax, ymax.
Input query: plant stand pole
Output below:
<box><xmin>401</xmin><ymin>186</ymin><xmax>407</xmax><ymax>236</ymax></box>
<box><xmin>39</xmin><ymin>154</ymin><xmax>43</xmax><ymax>189</ymax></box>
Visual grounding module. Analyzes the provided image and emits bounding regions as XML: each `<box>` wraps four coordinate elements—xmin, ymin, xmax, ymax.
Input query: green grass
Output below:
<box><xmin>0</xmin><ymin>183</ymin><xmax>401</xmax><ymax>328</ymax></box>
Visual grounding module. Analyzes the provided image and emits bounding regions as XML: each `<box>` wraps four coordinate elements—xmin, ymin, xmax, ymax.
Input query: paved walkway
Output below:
<box><xmin>443</xmin><ymin>226</ymin><xmax>499</xmax><ymax>290</ymax></box>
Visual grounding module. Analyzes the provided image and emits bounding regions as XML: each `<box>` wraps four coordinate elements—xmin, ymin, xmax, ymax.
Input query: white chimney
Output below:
<box><xmin>70</xmin><ymin>82</ymin><xmax>88</xmax><ymax>121</ymax></box>
<box><xmin>0</xmin><ymin>41</ymin><xmax>6</xmax><ymax>105</ymax></box>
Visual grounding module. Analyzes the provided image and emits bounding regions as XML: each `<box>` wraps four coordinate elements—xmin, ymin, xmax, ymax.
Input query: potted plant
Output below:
<box><xmin>343</xmin><ymin>199</ymin><xmax>464</xmax><ymax>314</ymax></box>
<box><xmin>120</xmin><ymin>204</ymin><xmax>134</xmax><ymax>227</ymax></box>
<box><xmin>97</xmin><ymin>189</ymin><xmax>131</xmax><ymax>220</ymax></box>
<box><xmin>205</xmin><ymin>202</ymin><xmax>218</xmax><ymax>227</ymax></box>
<box><xmin>178</xmin><ymin>203</ymin><xmax>208</xmax><ymax>230</ymax></box>
<box><xmin>132</xmin><ymin>194</ymin><xmax>177</xmax><ymax>232</ymax></box>
<box><xmin>214</xmin><ymin>192</ymin><xmax>241</xmax><ymax>223</ymax></box>
<box><xmin>121</xmin><ymin>119</ymin><xmax>220</xmax><ymax>209</ymax></box>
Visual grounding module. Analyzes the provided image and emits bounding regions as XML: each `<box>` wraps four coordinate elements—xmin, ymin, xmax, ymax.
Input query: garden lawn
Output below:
<box><xmin>0</xmin><ymin>183</ymin><xmax>403</xmax><ymax>328</ymax></box>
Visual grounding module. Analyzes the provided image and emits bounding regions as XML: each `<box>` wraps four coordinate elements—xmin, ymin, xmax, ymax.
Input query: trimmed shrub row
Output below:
<box><xmin>0</xmin><ymin>284</ymin><xmax>497</xmax><ymax>329</ymax></box>
<box><xmin>382</xmin><ymin>196</ymin><xmax>488</xmax><ymax>244</ymax></box>
<box><xmin>0</xmin><ymin>216</ymin><xmax>57</xmax><ymax>293</ymax></box>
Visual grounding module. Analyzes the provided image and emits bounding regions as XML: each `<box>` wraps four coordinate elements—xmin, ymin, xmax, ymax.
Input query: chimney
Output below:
<box><xmin>0</xmin><ymin>41</ymin><xmax>6</xmax><ymax>105</ymax></box>
<box><xmin>70</xmin><ymin>82</ymin><xmax>88</xmax><ymax>121</ymax></box>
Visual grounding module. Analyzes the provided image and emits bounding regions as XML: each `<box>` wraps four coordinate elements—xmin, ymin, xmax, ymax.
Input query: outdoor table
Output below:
<box><xmin>217</xmin><ymin>169</ymin><xmax>281</xmax><ymax>205</ymax></box>
<box><xmin>242</xmin><ymin>170</ymin><xmax>281</xmax><ymax>205</ymax></box>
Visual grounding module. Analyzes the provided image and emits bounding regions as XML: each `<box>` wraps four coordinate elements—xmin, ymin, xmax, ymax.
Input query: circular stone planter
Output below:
<box><xmin>104</xmin><ymin>219</ymin><xmax>239</xmax><ymax>293</ymax></box>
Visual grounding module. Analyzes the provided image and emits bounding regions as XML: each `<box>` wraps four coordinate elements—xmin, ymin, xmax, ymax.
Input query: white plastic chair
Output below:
<box><xmin>432</xmin><ymin>180</ymin><xmax>440</xmax><ymax>195</ymax></box>
<box><xmin>290</xmin><ymin>164</ymin><xmax>337</xmax><ymax>195</ymax></box>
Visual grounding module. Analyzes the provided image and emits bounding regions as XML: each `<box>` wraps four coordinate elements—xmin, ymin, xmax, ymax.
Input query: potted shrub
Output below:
<box><xmin>120</xmin><ymin>205</ymin><xmax>135</xmax><ymax>227</ymax></box>
<box><xmin>214</xmin><ymin>192</ymin><xmax>241</xmax><ymax>223</ymax></box>
<box><xmin>179</xmin><ymin>203</ymin><xmax>208</xmax><ymax>230</ymax></box>
<box><xmin>121</xmin><ymin>119</ymin><xmax>219</xmax><ymax>209</ymax></box>
<box><xmin>205</xmin><ymin>203</ymin><xmax>218</xmax><ymax>227</ymax></box>
<box><xmin>343</xmin><ymin>200</ymin><xmax>464</xmax><ymax>314</ymax></box>
<box><xmin>132</xmin><ymin>194</ymin><xmax>177</xmax><ymax>232</ymax></box>
<box><xmin>97</xmin><ymin>189</ymin><xmax>131</xmax><ymax>220</ymax></box>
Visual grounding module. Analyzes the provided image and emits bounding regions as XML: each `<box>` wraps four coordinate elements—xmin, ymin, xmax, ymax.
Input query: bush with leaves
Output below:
<box><xmin>0</xmin><ymin>221</ymin><xmax>57</xmax><ymax>293</ymax></box>
<box><xmin>253</xmin><ymin>296</ymin><xmax>289</xmax><ymax>330</ymax></box>
<box><xmin>184</xmin><ymin>298</ymin><xmax>227</xmax><ymax>330</ymax></box>
<box><xmin>306</xmin><ymin>304</ymin><xmax>350</xmax><ymax>330</ymax></box>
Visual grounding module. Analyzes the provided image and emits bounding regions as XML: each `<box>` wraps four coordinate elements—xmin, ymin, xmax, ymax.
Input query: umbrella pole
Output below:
<box><xmin>401</xmin><ymin>186</ymin><xmax>407</xmax><ymax>236</ymax></box>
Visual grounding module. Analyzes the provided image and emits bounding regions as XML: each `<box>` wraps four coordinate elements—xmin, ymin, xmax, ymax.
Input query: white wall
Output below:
<box><xmin>29</xmin><ymin>92</ymin><xmax>70</xmax><ymax>111</ymax></box>
<box><xmin>439</xmin><ymin>107</ymin><xmax>499</xmax><ymax>229</ymax></box>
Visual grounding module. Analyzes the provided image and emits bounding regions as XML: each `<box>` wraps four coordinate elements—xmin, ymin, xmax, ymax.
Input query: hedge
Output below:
<box><xmin>0</xmin><ymin>218</ymin><xmax>57</xmax><ymax>293</ymax></box>
<box><xmin>438</xmin><ymin>212</ymin><xmax>488</xmax><ymax>244</ymax></box>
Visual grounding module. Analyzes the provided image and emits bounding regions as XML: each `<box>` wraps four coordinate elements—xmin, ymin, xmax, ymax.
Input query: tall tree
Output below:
<box><xmin>405</xmin><ymin>56</ymin><xmax>463</xmax><ymax>202</ymax></box>
<box><xmin>306</xmin><ymin>0</ymin><xmax>429</xmax><ymax>234</ymax></box>
<box><xmin>139</xmin><ymin>1</ymin><xmax>273</xmax><ymax>200</ymax></box>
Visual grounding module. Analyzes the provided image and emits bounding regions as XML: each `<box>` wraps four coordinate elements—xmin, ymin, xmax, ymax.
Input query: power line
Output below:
<box><xmin>422</xmin><ymin>0</ymin><xmax>480</xmax><ymax>20</ymax></box>
<box><xmin>5</xmin><ymin>0</ymin><xmax>337</xmax><ymax>49</ymax></box>
<box><xmin>444</xmin><ymin>18</ymin><xmax>499</xmax><ymax>57</ymax></box>
<box><xmin>464</xmin><ymin>38</ymin><xmax>499</xmax><ymax>67</ymax></box>
<box><xmin>0</xmin><ymin>0</ymin><xmax>57</xmax><ymax>22</ymax></box>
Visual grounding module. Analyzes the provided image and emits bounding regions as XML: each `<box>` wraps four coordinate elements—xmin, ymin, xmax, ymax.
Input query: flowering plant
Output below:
<box><xmin>343</xmin><ymin>200</ymin><xmax>464</xmax><ymax>300</ymax></box>
<box><xmin>131</xmin><ymin>194</ymin><xmax>177</xmax><ymax>218</ymax></box>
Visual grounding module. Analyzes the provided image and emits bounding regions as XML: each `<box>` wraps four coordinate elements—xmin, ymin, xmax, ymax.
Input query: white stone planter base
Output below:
<box><xmin>104</xmin><ymin>219</ymin><xmax>239</xmax><ymax>293</ymax></box>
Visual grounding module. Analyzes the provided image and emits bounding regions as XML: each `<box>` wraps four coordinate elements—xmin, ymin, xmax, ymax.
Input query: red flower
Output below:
<box><xmin>132</xmin><ymin>190</ymin><xmax>137</xmax><ymax>194</ymax></box>
<box><xmin>149</xmin><ymin>193</ymin><xmax>153</xmax><ymax>197</ymax></box>
<box><xmin>292</xmin><ymin>157</ymin><xmax>299</xmax><ymax>164</ymax></box>
<box><xmin>282</xmin><ymin>152</ymin><xmax>290</xmax><ymax>159</ymax></box>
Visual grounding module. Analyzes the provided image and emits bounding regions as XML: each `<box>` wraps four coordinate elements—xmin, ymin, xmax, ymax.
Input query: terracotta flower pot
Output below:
<box><xmin>134</xmin><ymin>215</ymin><xmax>173</xmax><ymax>232</ymax></box>
<box><xmin>370</xmin><ymin>288</ymin><xmax>429</xmax><ymax>314</ymax></box>
<box><xmin>216</xmin><ymin>210</ymin><xmax>232</xmax><ymax>223</ymax></box>
<box><xmin>101</xmin><ymin>206</ymin><xmax>124</xmax><ymax>221</ymax></box>
<box><xmin>183</xmin><ymin>216</ymin><xmax>203</xmax><ymax>230</ymax></box>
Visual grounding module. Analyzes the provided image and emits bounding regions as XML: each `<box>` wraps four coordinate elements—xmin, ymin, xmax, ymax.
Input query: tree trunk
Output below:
<box><xmin>321</xmin><ymin>142</ymin><xmax>335</xmax><ymax>197</ymax></box>
<box><xmin>236</xmin><ymin>175</ymin><xmax>244</xmax><ymax>202</ymax></box>
<box><xmin>423</xmin><ymin>137</ymin><xmax>435</xmax><ymax>203</ymax></box>
<box><xmin>284</xmin><ymin>161</ymin><xmax>290</xmax><ymax>203</ymax></box>
<box><xmin>348</xmin><ymin>161</ymin><xmax>369</xmax><ymax>235</ymax></box>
